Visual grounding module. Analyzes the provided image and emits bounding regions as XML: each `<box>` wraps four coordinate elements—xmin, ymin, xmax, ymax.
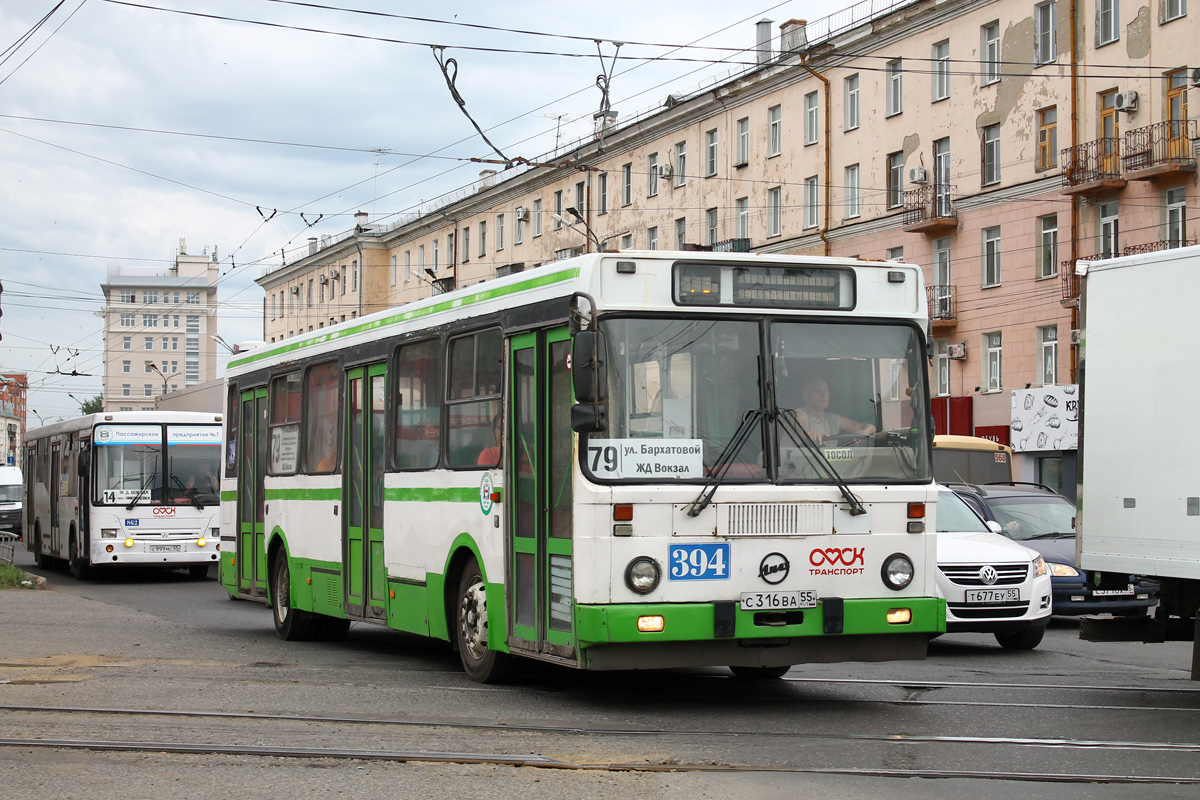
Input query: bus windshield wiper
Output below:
<box><xmin>170</xmin><ymin>475</ymin><xmax>204</xmax><ymax>510</ymax></box>
<box><xmin>126</xmin><ymin>466</ymin><xmax>158</xmax><ymax>511</ymax></box>
<box><xmin>685</xmin><ymin>408</ymin><xmax>765</xmax><ymax>517</ymax></box>
<box><xmin>777</xmin><ymin>409</ymin><xmax>866</xmax><ymax>516</ymax></box>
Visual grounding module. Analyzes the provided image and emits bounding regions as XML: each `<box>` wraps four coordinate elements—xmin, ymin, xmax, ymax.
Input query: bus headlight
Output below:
<box><xmin>100</xmin><ymin>529</ymin><xmax>118</xmax><ymax>539</ymax></box>
<box><xmin>881</xmin><ymin>553</ymin><xmax>914</xmax><ymax>590</ymax></box>
<box><xmin>625</xmin><ymin>557</ymin><xmax>661</xmax><ymax>594</ymax></box>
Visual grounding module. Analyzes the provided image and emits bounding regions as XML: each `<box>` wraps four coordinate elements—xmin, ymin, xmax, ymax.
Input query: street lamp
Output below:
<box><xmin>145</xmin><ymin>362</ymin><xmax>168</xmax><ymax>398</ymax></box>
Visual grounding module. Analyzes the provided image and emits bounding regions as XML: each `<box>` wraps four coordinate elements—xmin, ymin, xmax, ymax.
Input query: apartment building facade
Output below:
<box><xmin>258</xmin><ymin>0</ymin><xmax>1197</xmax><ymax>490</ymax></box>
<box><xmin>98</xmin><ymin>247</ymin><xmax>220</xmax><ymax>411</ymax></box>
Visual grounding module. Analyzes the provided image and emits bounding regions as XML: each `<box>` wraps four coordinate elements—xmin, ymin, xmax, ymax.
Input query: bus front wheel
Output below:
<box><xmin>68</xmin><ymin>532</ymin><xmax>91</xmax><ymax>581</ymax></box>
<box><xmin>455</xmin><ymin>557</ymin><xmax>513</xmax><ymax>683</ymax></box>
<box><xmin>271</xmin><ymin>551</ymin><xmax>317</xmax><ymax>641</ymax></box>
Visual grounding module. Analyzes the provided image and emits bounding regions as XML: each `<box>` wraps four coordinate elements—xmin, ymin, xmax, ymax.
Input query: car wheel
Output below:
<box><xmin>271</xmin><ymin>551</ymin><xmax>317</xmax><ymax>641</ymax></box>
<box><xmin>729</xmin><ymin>665</ymin><xmax>791</xmax><ymax>680</ymax></box>
<box><xmin>995</xmin><ymin>628</ymin><xmax>1045</xmax><ymax>650</ymax></box>
<box><xmin>455</xmin><ymin>557</ymin><xmax>513</xmax><ymax>683</ymax></box>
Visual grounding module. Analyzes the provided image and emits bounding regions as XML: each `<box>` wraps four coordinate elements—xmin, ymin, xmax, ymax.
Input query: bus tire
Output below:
<box><xmin>729</xmin><ymin>665</ymin><xmax>791</xmax><ymax>680</ymax></box>
<box><xmin>271</xmin><ymin>550</ymin><xmax>317</xmax><ymax>641</ymax></box>
<box><xmin>34</xmin><ymin>526</ymin><xmax>51</xmax><ymax>570</ymax></box>
<box><xmin>455</xmin><ymin>557</ymin><xmax>513</xmax><ymax>683</ymax></box>
<box><xmin>188</xmin><ymin>564</ymin><xmax>210</xmax><ymax>579</ymax></box>
<box><xmin>314</xmin><ymin>617</ymin><xmax>351</xmax><ymax>642</ymax></box>
<box><xmin>68</xmin><ymin>531</ymin><xmax>91</xmax><ymax>581</ymax></box>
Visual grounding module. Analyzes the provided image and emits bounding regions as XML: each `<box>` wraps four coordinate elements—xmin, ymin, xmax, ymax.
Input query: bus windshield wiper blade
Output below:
<box><xmin>170</xmin><ymin>475</ymin><xmax>204</xmax><ymax>510</ymax></box>
<box><xmin>777</xmin><ymin>409</ymin><xmax>866</xmax><ymax>516</ymax></box>
<box><xmin>126</xmin><ymin>471</ymin><xmax>156</xmax><ymax>510</ymax></box>
<box><xmin>685</xmin><ymin>408</ymin><xmax>765</xmax><ymax>517</ymax></box>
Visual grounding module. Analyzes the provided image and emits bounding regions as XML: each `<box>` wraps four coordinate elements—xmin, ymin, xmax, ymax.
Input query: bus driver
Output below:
<box><xmin>796</xmin><ymin>375</ymin><xmax>876</xmax><ymax>445</ymax></box>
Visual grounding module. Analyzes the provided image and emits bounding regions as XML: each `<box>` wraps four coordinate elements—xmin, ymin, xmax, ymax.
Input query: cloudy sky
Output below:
<box><xmin>1</xmin><ymin>0</ymin><xmax>854</xmax><ymax>422</ymax></box>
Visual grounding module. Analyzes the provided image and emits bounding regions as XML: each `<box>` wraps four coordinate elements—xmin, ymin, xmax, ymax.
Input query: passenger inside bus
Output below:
<box><xmin>793</xmin><ymin>375</ymin><xmax>877</xmax><ymax>444</ymax></box>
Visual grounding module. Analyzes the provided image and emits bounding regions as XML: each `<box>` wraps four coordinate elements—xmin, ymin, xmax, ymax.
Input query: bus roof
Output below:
<box><xmin>26</xmin><ymin>411</ymin><xmax>223</xmax><ymax>441</ymax></box>
<box><xmin>230</xmin><ymin>250</ymin><xmax>927</xmax><ymax>377</ymax></box>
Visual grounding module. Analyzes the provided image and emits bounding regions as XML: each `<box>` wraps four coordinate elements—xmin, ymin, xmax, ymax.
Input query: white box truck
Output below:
<box><xmin>1076</xmin><ymin>243</ymin><xmax>1200</xmax><ymax>679</ymax></box>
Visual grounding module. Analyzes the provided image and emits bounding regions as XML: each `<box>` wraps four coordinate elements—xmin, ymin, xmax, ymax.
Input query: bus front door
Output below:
<box><xmin>237</xmin><ymin>387</ymin><xmax>269</xmax><ymax>598</ymax></box>
<box><xmin>510</xmin><ymin>329</ymin><xmax>576</xmax><ymax>659</ymax></box>
<box><xmin>344</xmin><ymin>364</ymin><xmax>387</xmax><ymax>620</ymax></box>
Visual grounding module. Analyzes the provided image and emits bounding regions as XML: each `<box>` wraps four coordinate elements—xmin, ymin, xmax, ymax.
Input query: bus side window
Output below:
<box><xmin>303</xmin><ymin>362</ymin><xmax>340</xmax><ymax>473</ymax></box>
<box><xmin>446</xmin><ymin>329</ymin><xmax>501</xmax><ymax>468</ymax></box>
<box><xmin>394</xmin><ymin>339</ymin><xmax>442</xmax><ymax>470</ymax></box>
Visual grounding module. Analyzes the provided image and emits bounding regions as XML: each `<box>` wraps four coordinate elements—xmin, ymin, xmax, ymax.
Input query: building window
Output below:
<box><xmin>767</xmin><ymin>105</ymin><xmax>782</xmax><ymax>157</ymax></box>
<box><xmin>161</xmin><ymin>336</ymin><xmax>168</xmax><ymax>350</ymax></box>
<box><xmin>675</xmin><ymin>217</ymin><xmax>687</xmax><ymax>249</ymax></box>
<box><xmin>403</xmin><ymin>251</ymin><xmax>411</xmax><ymax>282</ymax></box>
<box><xmin>1099</xmin><ymin>201</ymin><xmax>1119</xmax><ymax>257</ymax></box>
<box><xmin>142</xmin><ymin>314</ymin><xmax>158</xmax><ymax>328</ymax></box>
<box><xmin>496</xmin><ymin>214</ymin><xmax>504</xmax><ymax>250</ymax></box>
<box><xmin>120</xmin><ymin>314</ymin><xmax>135</xmax><ymax>327</ymax></box>
<box><xmin>319</xmin><ymin>279</ymin><xmax>325</xmax><ymax>305</ymax></box>
<box><xmin>597</xmin><ymin>172</ymin><xmax>608</xmax><ymax>215</ymax></box>
<box><xmin>186</xmin><ymin>291</ymin><xmax>200</xmax><ymax>304</ymax></box>
<box><xmin>432</xmin><ymin>239</ymin><xmax>439</xmax><ymax>271</ymax></box>
<box><xmin>647</xmin><ymin>226</ymin><xmax>658</xmax><ymax>250</ymax></box>
<box><xmin>478</xmin><ymin>221</ymin><xmax>486</xmax><ymax>257</ymax></box>
<box><xmin>887</xmin><ymin>246</ymin><xmax>904</xmax><ymax>261</ymax></box>
<box><xmin>844</xmin><ymin>165</ymin><xmax>860</xmax><ymax>219</ymax></box>
<box><xmin>1163</xmin><ymin>0</ymin><xmax>1187</xmax><ymax>22</ymax></box>
<box><xmin>934</xmin><ymin>236</ymin><xmax>952</xmax><ymax>296</ymax></box>
<box><xmin>462</xmin><ymin>227</ymin><xmax>470</xmax><ymax>262</ymax></box>
<box><xmin>120</xmin><ymin>290</ymin><xmax>135</xmax><ymax>303</ymax></box>
<box><xmin>1166</xmin><ymin>186</ymin><xmax>1187</xmax><ymax>246</ymax></box>
<box><xmin>982</xmin><ymin>226</ymin><xmax>1002</xmax><ymax>286</ymax></box>
<box><xmin>1035</xmin><ymin>1</ymin><xmax>1057</xmax><ymax>64</ymax></box>
<box><xmin>934</xmin><ymin>137</ymin><xmax>952</xmax><ymax>216</ymax></box>
<box><xmin>144</xmin><ymin>384</ymin><xmax>153</xmax><ymax>398</ymax></box>
<box><xmin>767</xmin><ymin>186</ymin><xmax>782</xmax><ymax>236</ymax></box>
<box><xmin>981</xmin><ymin>21</ymin><xmax>1000</xmax><ymax>84</ymax></box>
<box><xmin>804</xmin><ymin>176</ymin><xmax>819</xmax><ymax>230</ymax></box>
<box><xmin>735</xmin><ymin>197</ymin><xmax>749</xmax><ymax>239</ymax></box>
<box><xmin>1037</xmin><ymin>107</ymin><xmax>1058</xmax><ymax>170</ymax></box>
<box><xmin>935</xmin><ymin>339</ymin><xmax>950</xmax><ymax>397</ymax></box>
<box><xmin>1039</xmin><ymin>326</ymin><xmax>1058</xmax><ymax>386</ymax></box>
<box><xmin>122</xmin><ymin>336</ymin><xmax>131</xmax><ymax>350</ymax></box>
<box><xmin>1037</xmin><ymin>215</ymin><xmax>1059</xmax><ymax>278</ymax></box>
<box><xmin>122</xmin><ymin>384</ymin><xmax>130</xmax><ymax>397</ymax></box>
<box><xmin>621</xmin><ymin>164</ymin><xmax>632</xmax><ymax>205</ymax></box>
<box><xmin>886</xmin><ymin>59</ymin><xmax>903</xmax><ymax>116</ymax></box>
<box><xmin>515</xmin><ymin>212</ymin><xmax>524</xmax><ymax>245</ymax></box>
<box><xmin>932</xmin><ymin>40</ymin><xmax>950</xmax><ymax>101</ymax></box>
<box><xmin>887</xmin><ymin>152</ymin><xmax>904</xmax><ymax>209</ymax></box>
<box><xmin>736</xmin><ymin>117</ymin><xmax>749</xmax><ymax>165</ymax></box>
<box><xmin>553</xmin><ymin>191</ymin><xmax>563</xmax><ymax>229</ymax></box>
<box><xmin>705</xmin><ymin>129</ymin><xmax>718</xmax><ymax>175</ymax></box>
<box><xmin>804</xmin><ymin>91</ymin><xmax>818</xmax><ymax>145</ymax></box>
<box><xmin>418</xmin><ymin>245</ymin><xmax>425</xmax><ymax>272</ymax></box>
<box><xmin>447</xmin><ymin>233</ymin><xmax>455</xmax><ymax>266</ymax></box>
<box><xmin>982</xmin><ymin>124</ymin><xmax>1001</xmax><ymax>185</ymax></box>
<box><xmin>673</xmin><ymin>141</ymin><xmax>687</xmax><ymax>186</ymax></box>
<box><xmin>306</xmin><ymin>280</ymin><xmax>312</xmax><ymax>307</ymax></box>
<box><xmin>143</xmin><ymin>290</ymin><xmax>158</xmax><ymax>305</ymax></box>
<box><xmin>533</xmin><ymin>199</ymin><xmax>543</xmax><ymax>236</ymax></box>
<box><xmin>122</xmin><ymin>360</ymin><xmax>131</xmax><ymax>374</ymax></box>
<box><xmin>647</xmin><ymin>154</ymin><xmax>659</xmax><ymax>196</ymax></box>
<box><xmin>984</xmin><ymin>332</ymin><xmax>1003</xmax><ymax>392</ymax></box>
<box><xmin>844</xmin><ymin>74</ymin><xmax>860</xmax><ymax>130</ymax></box>
<box><xmin>620</xmin><ymin>234</ymin><xmax>632</xmax><ymax>250</ymax></box>
<box><xmin>1097</xmin><ymin>0</ymin><xmax>1119</xmax><ymax>45</ymax></box>
<box><xmin>706</xmin><ymin>208</ymin><xmax>718</xmax><ymax>245</ymax></box>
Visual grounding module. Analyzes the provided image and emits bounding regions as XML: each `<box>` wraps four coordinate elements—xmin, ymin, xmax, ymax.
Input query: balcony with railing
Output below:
<box><xmin>1060</xmin><ymin>139</ymin><xmax>1126</xmax><ymax>196</ymax></box>
<box><xmin>1122</xmin><ymin>120</ymin><xmax>1198</xmax><ymax>180</ymax></box>
<box><xmin>927</xmin><ymin>285</ymin><xmax>956</xmax><ymax>331</ymax></box>
<box><xmin>1122</xmin><ymin>238</ymin><xmax>1198</xmax><ymax>256</ymax></box>
<box><xmin>902</xmin><ymin>185</ymin><xmax>958</xmax><ymax>234</ymax></box>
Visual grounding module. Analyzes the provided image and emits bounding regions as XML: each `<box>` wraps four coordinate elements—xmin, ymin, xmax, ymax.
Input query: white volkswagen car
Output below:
<box><xmin>935</xmin><ymin>488</ymin><xmax>1053</xmax><ymax>649</ymax></box>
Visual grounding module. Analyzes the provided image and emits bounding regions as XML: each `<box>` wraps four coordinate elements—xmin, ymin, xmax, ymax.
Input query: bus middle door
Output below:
<box><xmin>344</xmin><ymin>364</ymin><xmax>387</xmax><ymax>620</ymax></box>
<box><xmin>509</xmin><ymin>329</ymin><xmax>575</xmax><ymax>659</ymax></box>
<box><xmin>237</xmin><ymin>387</ymin><xmax>269</xmax><ymax>598</ymax></box>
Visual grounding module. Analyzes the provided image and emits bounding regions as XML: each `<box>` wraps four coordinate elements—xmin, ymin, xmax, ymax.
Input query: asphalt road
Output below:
<box><xmin>2</xmin><ymin>546</ymin><xmax>1198</xmax><ymax>799</ymax></box>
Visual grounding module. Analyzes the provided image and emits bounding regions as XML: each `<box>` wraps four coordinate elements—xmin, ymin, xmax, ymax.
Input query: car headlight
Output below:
<box><xmin>1032</xmin><ymin>555</ymin><xmax>1047</xmax><ymax>577</ymax></box>
<box><xmin>1049</xmin><ymin>562</ymin><xmax>1080</xmax><ymax>577</ymax></box>
<box><xmin>624</xmin><ymin>557</ymin><xmax>661</xmax><ymax>594</ymax></box>
<box><xmin>881</xmin><ymin>553</ymin><xmax>914</xmax><ymax>590</ymax></box>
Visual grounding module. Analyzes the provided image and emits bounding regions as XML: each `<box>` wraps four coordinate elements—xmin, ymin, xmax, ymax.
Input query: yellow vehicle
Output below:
<box><xmin>932</xmin><ymin>435</ymin><xmax>1014</xmax><ymax>485</ymax></box>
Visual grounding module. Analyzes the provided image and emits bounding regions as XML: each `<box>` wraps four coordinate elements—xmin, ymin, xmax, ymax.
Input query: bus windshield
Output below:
<box><xmin>93</xmin><ymin>424</ymin><xmax>221</xmax><ymax>507</ymax></box>
<box><xmin>587</xmin><ymin>317</ymin><xmax>929</xmax><ymax>483</ymax></box>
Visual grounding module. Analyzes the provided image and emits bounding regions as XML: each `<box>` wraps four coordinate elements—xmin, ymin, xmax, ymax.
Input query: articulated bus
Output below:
<box><xmin>221</xmin><ymin>250</ymin><xmax>943</xmax><ymax>681</ymax></box>
<box><xmin>24</xmin><ymin>411</ymin><xmax>223</xmax><ymax>579</ymax></box>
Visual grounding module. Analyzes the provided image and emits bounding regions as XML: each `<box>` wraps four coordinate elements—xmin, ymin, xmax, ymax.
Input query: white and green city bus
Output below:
<box><xmin>220</xmin><ymin>251</ymin><xmax>943</xmax><ymax>681</ymax></box>
<box><xmin>24</xmin><ymin>411</ymin><xmax>223</xmax><ymax>579</ymax></box>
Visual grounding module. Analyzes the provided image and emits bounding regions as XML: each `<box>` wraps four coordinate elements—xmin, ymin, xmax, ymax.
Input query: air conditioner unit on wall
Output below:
<box><xmin>1114</xmin><ymin>90</ymin><xmax>1138</xmax><ymax>112</ymax></box>
<box><xmin>514</xmin><ymin>206</ymin><xmax>528</xmax><ymax>221</ymax></box>
<box><xmin>318</xmin><ymin>275</ymin><xmax>328</xmax><ymax>284</ymax></box>
<box><xmin>947</xmin><ymin>342</ymin><xmax>967</xmax><ymax>359</ymax></box>
<box><xmin>1070</xmin><ymin>329</ymin><xmax>1082</xmax><ymax>345</ymax></box>
<box><xmin>908</xmin><ymin>165</ymin><xmax>928</xmax><ymax>184</ymax></box>
<box><xmin>289</xmin><ymin>286</ymin><xmax>299</xmax><ymax>295</ymax></box>
<box><xmin>657</xmin><ymin>162</ymin><xmax>673</xmax><ymax>178</ymax></box>
<box><xmin>330</xmin><ymin>268</ymin><xmax>340</xmax><ymax>279</ymax></box>
<box><xmin>1192</xmin><ymin>67</ymin><xmax>1200</xmax><ymax>87</ymax></box>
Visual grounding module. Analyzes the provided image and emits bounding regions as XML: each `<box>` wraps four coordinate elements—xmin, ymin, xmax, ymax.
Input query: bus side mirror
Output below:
<box><xmin>571</xmin><ymin>330</ymin><xmax>608</xmax><ymax>432</ymax></box>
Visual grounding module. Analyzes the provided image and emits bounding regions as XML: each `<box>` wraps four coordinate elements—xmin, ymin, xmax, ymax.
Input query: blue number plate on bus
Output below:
<box><xmin>668</xmin><ymin>543</ymin><xmax>730</xmax><ymax>581</ymax></box>
<box><xmin>125</xmin><ymin>519</ymin><xmax>139</xmax><ymax>527</ymax></box>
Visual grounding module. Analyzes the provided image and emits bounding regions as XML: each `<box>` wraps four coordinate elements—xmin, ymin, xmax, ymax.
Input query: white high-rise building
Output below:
<box><xmin>98</xmin><ymin>244</ymin><xmax>219</xmax><ymax>411</ymax></box>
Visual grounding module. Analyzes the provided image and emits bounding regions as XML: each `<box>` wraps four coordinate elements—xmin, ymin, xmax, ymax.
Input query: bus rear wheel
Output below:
<box><xmin>271</xmin><ymin>551</ymin><xmax>317</xmax><ymax>641</ymax></box>
<box><xmin>729</xmin><ymin>665</ymin><xmax>791</xmax><ymax>680</ymax></box>
<box><xmin>188</xmin><ymin>564</ymin><xmax>210</xmax><ymax>579</ymax></box>
<box><xmin>455</xmin><ymin>557</ymin><xmax>513</xmax><ymax>683</ymax></box>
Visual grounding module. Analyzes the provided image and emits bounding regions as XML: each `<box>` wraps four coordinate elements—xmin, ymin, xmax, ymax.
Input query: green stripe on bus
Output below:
<box><xmin>383</xmin><ymin>487</ymin><xmax>480</xmax><ymax>503</ymax></box>
<box><xmin>264</xmin><ymin>488</ymin><xmax>342</xmax><ymax>501</ymax></box>
<box><xmin>230</xmin><ymin>266</ymin><xmax>582</xmax><ymax>369</ymax></box>
<box><xmin>221</xmin><ymin>490</ymin><xmax>237</xmax><ymax>503</ymax></box>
